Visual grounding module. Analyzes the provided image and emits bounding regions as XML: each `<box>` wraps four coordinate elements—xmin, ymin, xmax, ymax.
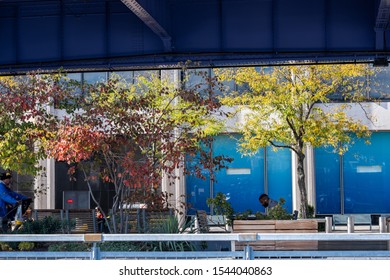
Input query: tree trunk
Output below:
<box><xmin>296</xmin><ymin>152</ymin><xmax>308</xmax><ymax>218</ymax></box>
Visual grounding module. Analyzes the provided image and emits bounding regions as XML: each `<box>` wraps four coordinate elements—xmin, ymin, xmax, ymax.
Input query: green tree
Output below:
<box><xmin>217</xmin><ymin>65</ymin><xmax>374</xmax><ymax>218</ymax></box>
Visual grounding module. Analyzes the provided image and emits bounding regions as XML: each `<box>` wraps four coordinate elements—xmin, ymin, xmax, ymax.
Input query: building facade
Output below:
<box><xmin>28</xmin><ymin>67</ymin><xmax>390</xmax><ymax>217</ymax></box>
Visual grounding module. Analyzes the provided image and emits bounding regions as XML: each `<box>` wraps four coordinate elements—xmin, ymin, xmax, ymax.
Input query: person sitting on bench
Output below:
<box><xmin>0</xmin><ymin>171</ymin><xmax>31</xmax><ymax>231</ymax></box>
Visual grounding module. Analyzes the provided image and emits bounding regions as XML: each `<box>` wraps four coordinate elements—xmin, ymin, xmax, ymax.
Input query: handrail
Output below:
<box><xmin>1</xmin><ymin>232</ymin><xmax>390</xmax><ymax>243</ymax></box>
<box><xmin>0</xmin><ymin>232</ymin><xmax>390</xmax><ymax>260</ymax></box>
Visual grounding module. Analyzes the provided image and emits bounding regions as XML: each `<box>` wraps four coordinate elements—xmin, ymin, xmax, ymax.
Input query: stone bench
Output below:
<box><xmin>332</xmin><ymin>214</ymin><xmax>372</xmax><ymax>231</ymax></box>
<box><xmin>195</xmin><ymin>210</ymin><xmax>229</xmax><ymax>233</ymax></box>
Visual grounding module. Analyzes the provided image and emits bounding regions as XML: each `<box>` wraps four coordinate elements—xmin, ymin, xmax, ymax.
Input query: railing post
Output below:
<box><xmin>91</xmin><ymin>243</ymin><xmax>101</xmax><ymax>260</ymax></box>
<box><xmin>325</xmin><ymin>217</ymin><xmax>332</xmax><ymax>233</ymax></box>
<box><xmin>92</xmin><ymin>209</ymin><xmax>97</xmax><ymax>233</ymax></box>
<box><xmin>347</xmin><ymin>216</ymin><xmax>354</xmax><ymax>233</ymax></box>
<box><xmin>244</xmin><ymin>245</ymin><xmax>254</xmax><ymax>260</ymax></box>
<box><xmin>379</xmin><ymin>216</ymin><xmax>387</xmax><ymax>233</ymax></box>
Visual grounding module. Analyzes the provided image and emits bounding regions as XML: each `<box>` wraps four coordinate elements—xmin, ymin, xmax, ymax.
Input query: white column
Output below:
<box><xmin>305</xmin><ymin>144</ymin><xmax>316</xmax><ymax>209</ymax></box>
<box><xmin>46</xmin><ymin>158</ymin><xmax>55</xmax><ymax>209</ymax></box>
<box><xmin>291</xmin><ymin>151</ymin><xmax>299</xmax><ymax>213</ymax></box>
<box><xmin>160</xmin><ymin>69</ymin><xmax>187</xmax><ymax>225</ymax></box>
<box><xmin>34</xmin><ymin>158</ymin><xmax>55</xmax><ymax>209</ymax></box>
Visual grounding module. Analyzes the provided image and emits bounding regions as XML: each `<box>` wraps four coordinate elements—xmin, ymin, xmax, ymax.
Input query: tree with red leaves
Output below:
<box><xmin>0</xmin><ymin>73</ymin><xmax>77</xmax><ymax>199</ymax></box>
<box><xmin>47</xmin><ymin>70</ymin><xmax>232</xmax><ymax>233</ymax></box>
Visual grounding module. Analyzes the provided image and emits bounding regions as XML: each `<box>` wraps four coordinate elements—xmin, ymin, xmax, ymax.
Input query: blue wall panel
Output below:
<box><xmin>266</xmin><ymin>147</ymin><xmax>292</xmax><ymax>213</ymax></box>
<box><xmin>186</xmin><ymin>171</ymin><xmax>211</xmax><ymax>215</ymax></box>
<box><xmin>315</xmin><ymin>132</ymin><xmax>390</xmax><ymax>214</ymax></box>
<box><xmin>343</xmin><ymin>133</ymin><xmax>390</xmax><ymax>214</ymax></box>
<box><xmin>315</xmin><ymin>146</ymin><xmax>341</xmax><ymax>214</ymax></box>
<box><xmin>213</xmin><ymin>135</ymin><xmax>265</xmax><ymax>213</ymax></box>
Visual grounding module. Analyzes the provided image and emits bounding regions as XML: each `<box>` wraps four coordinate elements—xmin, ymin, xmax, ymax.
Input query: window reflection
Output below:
<box><xmin>83</xmin><ymin>72</ymin><xmax>107</xmax><ymax>84</ymax></box>
<box><xmin>109</xmin><ymin>71</ymin><xmax>134</xmax><ymax>84</ymax></box>
<box><xmin>369</xmin><ymin>67</ymin><xmax>390</xmax><ymax>99</ymax></box>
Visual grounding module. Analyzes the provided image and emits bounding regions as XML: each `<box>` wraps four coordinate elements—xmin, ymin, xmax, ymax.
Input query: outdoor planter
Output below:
<box><xmin>232</xmin><ymin>219</ymin><xmax>318</xmax><ymax>251</ymax></box>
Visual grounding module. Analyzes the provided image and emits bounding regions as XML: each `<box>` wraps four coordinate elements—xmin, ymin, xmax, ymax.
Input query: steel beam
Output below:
<box><xmin>375</xmin><ymin>0</ymin><xmax>390</xmax><ymax>51</ymax></box>
<box><xmin>120</xmin><ymin>0</ymin><xmax>172</xmax><ymax>51</ymax></box>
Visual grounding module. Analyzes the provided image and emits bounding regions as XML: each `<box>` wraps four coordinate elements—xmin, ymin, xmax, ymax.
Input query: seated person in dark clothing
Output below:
<box><xmin>0</xmin><ymin>171</ymin><xmax>31</xmax><ymax>231</ymax></box>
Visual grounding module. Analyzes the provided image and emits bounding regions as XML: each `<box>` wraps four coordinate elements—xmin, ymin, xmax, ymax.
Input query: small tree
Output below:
<box><xmin>218</xmin><ymin>64</ymin><xmax>374</xmax><ymax>218</ymax></box>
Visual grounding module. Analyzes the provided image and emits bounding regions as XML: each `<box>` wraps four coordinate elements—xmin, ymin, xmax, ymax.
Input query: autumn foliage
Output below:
<box><xmin>43</xmin><ymin>70</ymin><xmax>231</xmax><ymax>233</ymax></box>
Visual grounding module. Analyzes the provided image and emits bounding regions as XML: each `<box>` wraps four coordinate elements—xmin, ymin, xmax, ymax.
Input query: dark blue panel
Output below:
<box><xmin>327</xmin><ymin>0</ymin><xmax>376</xmax><ymax>50</ymax></box>
<box><xmin>19</xmin><ymin>16</ymin><xmax>61</xmax><ymax>62</ymax></box>
<box><xmin>343</xmin><ymin>132</ymin><xmax>390</xmax><ymax>214</ymax></box>
<box><xmin>274</xmin><ymin>0</ymin><xmax>326</xmax><ymax>50</ymax></box>
<box><xmin>315</xmin><ymin>146</ymin><xmax>341</xmax><ymax>214</ymax></box>
<box><xmin>266</xmin><ymin>147</ymin><xmax>292</xmax><ymax>213</ymax></box>
<box><xmin>0</xmin><ymin>18</ymin><xmax>16</xmax><ymax>64</ymax></box>
<box><xmin>109</xmin><ymin>13</ymin><xmax>144</xmax><ymax>55</ymax></box>
<box><xmin>186</xmin><ymin>173</ymin><xmax>211</xmax><ymax>215</ymax></box>
<box><xmin>221</xmin><ymin>0</ymin><xmax>273</xmax><ymax>50</ymax></box>
<box><xmin>63</xmin><ymin>14</ymin><xmax>106</xmax><ymax>59</ymax></box>
<box><xmin>0</xmin><ymin>0</ymin><xmax>385</xmax><ymax>73</ymax></box>
<box><xmin>186</xmin><ymin>143</ymin><xmax>212</xmax><ymax>214</ymax></box>
<box><xmin>171</xmin><ymin>0</ymin><xmax>221</xmax><ymax>51</ymax></box>
<box><xmin>213</xmin><ymin>135</ymin><xmax>265</xmax><ymax>213</ymax></box>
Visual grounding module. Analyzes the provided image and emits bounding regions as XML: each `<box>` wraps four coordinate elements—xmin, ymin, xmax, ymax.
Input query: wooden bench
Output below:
<box><xmin>332</xmin><ymin>214</ymin><xmax>372</xmax><ymax>231</ymax></box>
<box><xmin>233</xmin><ymin>219</ymin><xmax>318</xmax><ymax>251</ymax></box>
<box><xmin>195</xmin><ymin>210</ymin><xmax>229</xmax><ymax>233</ymax></box>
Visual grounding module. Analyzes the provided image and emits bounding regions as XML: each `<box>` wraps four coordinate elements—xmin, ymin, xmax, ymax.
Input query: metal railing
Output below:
<box><xmin>0</xmin><ymin>233</ymin><xmax>390</xmax><ymax>260</ymax></box>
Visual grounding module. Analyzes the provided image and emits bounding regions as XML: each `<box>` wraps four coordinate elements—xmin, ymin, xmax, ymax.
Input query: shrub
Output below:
<box><xmin>0</xmin><ymin>242</ymin><xmax>12</xmax><ymax>251</ymax></box>
<box><xmin>147</xmin><ymin>215</ymin><xmax>195</xmax><ymax>252</ymax></box>
<box><xmin>18</xmin><ymin>242</ymin><xmax>35</xmax><ymax>251</ymax></box>
<box><xmin>99</xmin><ymin>242</ymin><xmax>141</xmax><ymax>252</ymax></box>
<box><xmin>17</xmin><ymin>216</ymin><xmax>66</xmax><ymax>234</ymax></box>
<box><xmin>48</xmin><ymin>243</ymin><xmax>90</xmax><ymax>252</ymax></box>
<box><xmin>234</xmin><ymin>198</ymin><xmax>292</xmax><ymax>220</ymax></box>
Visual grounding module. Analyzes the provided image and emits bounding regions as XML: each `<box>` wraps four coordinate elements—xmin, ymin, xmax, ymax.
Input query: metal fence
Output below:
<box><xmin>1</xmin><ymin>233</ymin><xmax>390</xmax><ymax>260</ymax></box>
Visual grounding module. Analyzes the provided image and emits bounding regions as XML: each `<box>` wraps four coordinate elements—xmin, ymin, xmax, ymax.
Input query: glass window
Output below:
<box><xmin>267</xmin><ymin>147</ymin><xmax>292</xmax><ymax>213</ymax></box>
<box><xmin>184</xmin><ymin>68</ymin><xmax>210</xmax><ymax>94</ymax></box>
<box><xmin>343</xmin><ymin>132</ymin><xmax>390</xmax><ymax>214</ymax></box>
<box><xmin>211</xmin><ymin>68</ymin><xmax>235</xmax><ymax>96</ymax></box>
<box><xmin>109</xmin><ymin>71</ymin><xmax>134</xmax><ymax>84</ymax></box>
<box><xmin>83</xmin><ymin>72</ymin><xmax>107</xmax><ymax>84</ymax></box>
<box><xmin>134</xmin><ymin>70</ymin><xmax>159</xmax><ymax>83</ymax></box>
<box><xmin>66</xmin><ymin>73</ymin><xmax>82</xmax><ymax>82</ymax></box>
<box><xmin>369</xmin><ymin>67</ymin><xmax>390</xmax><ymax>99</ymax></box>
<box><xmin>314</xmin><ymin>146</ymin><xmax>341</xmax><ymax>214</ymax></box>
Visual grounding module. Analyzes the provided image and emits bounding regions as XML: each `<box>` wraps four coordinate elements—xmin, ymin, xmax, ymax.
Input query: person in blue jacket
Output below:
<box><xmin>0</xmin><ymin>171</ymin><xmax>29</xmax><ymax>231</ymax></box>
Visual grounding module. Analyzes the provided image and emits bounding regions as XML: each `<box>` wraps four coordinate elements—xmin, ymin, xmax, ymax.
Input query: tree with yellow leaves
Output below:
<box><xmin>217</xmin><ymin>64</ymin><xmax>375</xmax><ymax>218</ymax></box>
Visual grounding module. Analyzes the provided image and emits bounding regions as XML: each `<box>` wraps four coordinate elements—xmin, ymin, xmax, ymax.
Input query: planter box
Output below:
<box><xmin>233</xmin><ymin>219</ymin><xmax>318</xmax><ymax>251</ymax></box>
